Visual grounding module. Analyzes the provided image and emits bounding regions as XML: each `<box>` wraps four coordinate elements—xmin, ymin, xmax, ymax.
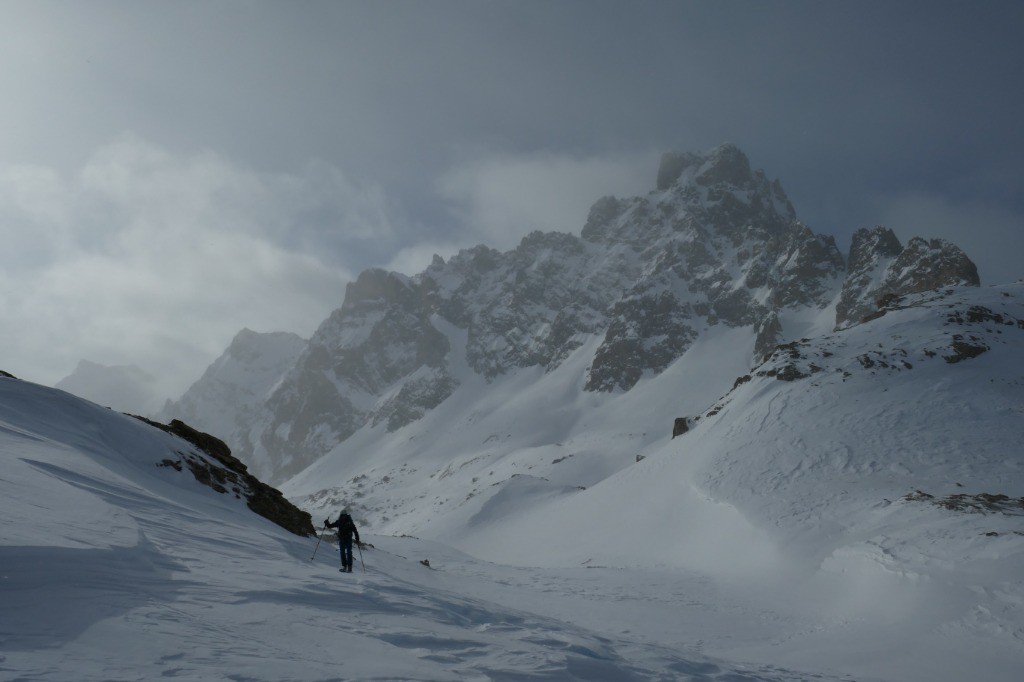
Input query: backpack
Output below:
<box><xmin>336</xmin><ymin>513</ymin><xmax>356</xmax><ymax>540</ymax></box>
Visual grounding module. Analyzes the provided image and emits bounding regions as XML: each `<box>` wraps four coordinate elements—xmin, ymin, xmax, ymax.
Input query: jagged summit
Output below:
<box><xmin>657</xmin><ymin>143</ymin><xmax>751</xmax><ymax>190</ymax></box>
<box><xmin>166</xmin><ymin>144</ymin><xmax>981</xmax><ymax>484</ymax></box>
<box><xmin>589</xmin><ymin>143</ymin><xmax>797</xmax><ymax>245</ymax></box>
<box><xmin>836</xmin><ymin>225</ymin><xmax>980</xmax><ymax>328</ymax></box>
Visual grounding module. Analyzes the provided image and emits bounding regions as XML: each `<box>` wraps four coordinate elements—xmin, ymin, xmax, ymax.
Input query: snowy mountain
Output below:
<box><xmin>5</xmin><ymin>142</ymin><xmax>1023</xmax><ymax>680</ymax></box>
<box><xmin>281</xmin><ymin>280</ymin><xmax>1024</xmax><ymax>680</ymax></box>
<box><xmin>160</xmin><ymin>328</ymin><xmax>307</xmax><ymax>482</ymax></box>
<box><xmin>166</xmin><ymin>144</ymin><xmax>980</xmax><ymax>486</ymax></box>
<box><xmin>4</xmin><ymin>283</ymin><xmax>1023</xmax><ymax>681</ymax></box>
<box><xmin>55</xmin><ymin>359</ymin><xmax>166</xmax><ymax>416</ymax></box>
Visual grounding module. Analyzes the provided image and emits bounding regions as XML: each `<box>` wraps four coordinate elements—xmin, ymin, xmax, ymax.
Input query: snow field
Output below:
<box><xmin>4</xmin><ymin>285</ymin><xmax>1024</xmax><ymax>681</ymax></box>
<box><xmin>1</xmin><ymin>376</ymin><xmax>850</xmax><ymax>681</ymax></box>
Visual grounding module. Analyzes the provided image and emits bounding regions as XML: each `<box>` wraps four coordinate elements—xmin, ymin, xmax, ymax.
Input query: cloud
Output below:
<box><xmin>380</xmin><ymin>243</ymin><xmax>464</xmax><ymax>278</ymax></box>
<box><xmin>0</xmin><ymin>135</ymin><xmax>396</xmax><ymax>397</ymax></box>
<box><xmin>436</xmin><ymin>151</ymin><xmax>658</xmax><ymax>252</ymax></box>
<box><xmin>872</xmin><ymin>191</ymin><xmax>1024</xmax><ymax>286</ymax></box>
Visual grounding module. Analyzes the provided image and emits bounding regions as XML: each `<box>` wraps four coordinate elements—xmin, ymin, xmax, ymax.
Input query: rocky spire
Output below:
<box><xmin>835</xmin><ymin>227</ymin><xmax>980</xmax><ymax>328</ymax></box>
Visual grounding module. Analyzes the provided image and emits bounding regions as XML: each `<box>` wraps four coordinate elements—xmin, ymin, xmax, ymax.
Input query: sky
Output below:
<box><xmin>1</xmin><ymin>0</ymin><xmax>1022</xmax><ymax>399</ymax></box>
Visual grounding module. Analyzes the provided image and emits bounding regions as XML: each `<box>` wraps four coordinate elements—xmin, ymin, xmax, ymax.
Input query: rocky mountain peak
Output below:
<box><xmin>342</xmin><ymin>268</ymin><xmax>414</xmax><ymax>309</ymax></box>
<box><xmin>224</xmin><ymin>328</ymin><xmax>306</xmax><ymax>364</ymax></box>
<box><xmin>835</xmin><ymin>227</ymin><xmax>980</xmax><ymax>328</ymax></box>
<box><xmin>897</xmin><ymin>237</ymin><xmax>980</xmax><ymax>290</ymax></box>
<box><xmin>657</xmin><ymin>143</ymin><xmax>753</xmax><ymax>190</ymax></box>
<box><xmin>846</xmin><ymin>226</ymin><xmax>904</xmax><ymax>276</ymax></box>
<box><xmin>168</xmin><ymin>144</ymin><xmax>985</xmax><ymax>484</ymax></box>
<box><xmin>694</xmin><ymin>143</ymin><xmax>753</xmax><ymax>187</ymax></box>
<box><xmin>586</xmin><ymin>144</ymin><xmax>800</xmax><ymax>252</ymax></box>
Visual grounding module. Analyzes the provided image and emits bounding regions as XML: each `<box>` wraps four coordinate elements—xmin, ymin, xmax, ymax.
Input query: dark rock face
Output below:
<box><xmin>753</xmin><ymin>312</ymin><xmax>783</xmax><ymax>363</ymax></box>
<box><xmin>944</xmin><ymin>336</ymin><xmax>989</xmax><ymax>363</ymax></box>
<box><xmin>657</xmin><ymin>152</ymin><xmax>699</xmax><ymax>191</ymax></box>
<box><xmin>848</xmin><ymin>226</ymin><xmax>904</xmax><ymax>273</ymax></box>
<box><xmin>579</xmin><ymin>144</ymin><xmax>843</xmax><ymax>391</ymax></box>
<box><xmin>587</xmin><ymin>291</ymin><xmax>698</xmax><ymax>392</ymax></box>
<box><xmin>836</xmin><ymin>227</ymin><xmax>980</xmax><ymax>328</ymax></box>
<box><xmin>371</xmin><ymin>368</ymin><xmax>456</xmax><ymax>432</ymax></box>
<box><xmin>903</xmin><ymin>489</ymin><xmax>1024</xmax><ymax>517</ymax></box>
<box><xmin>139</xmin><ymin>416</ymin><xmax>315</xmax><ymax>537</ymax></box>
<box><xmin>581</xmin><ymin>196</ymin><xmax>624</xmax><ymax>241</ymax></box>
<box><xmin>893</xmin><ymin>237</ymin><xmax>980</xmax><ymax>293</ymax></box>
<box><xmin>657</xmin><ymin>144</ymin><xmax>766</xmax><ymax>197</ymax></box>
<box><xmin>771</xmin><ymin>228</ymin><xmax>845</xmax><ymax>310</ymax></box>
<box><xmin>836</xmin><ymin>226</ymin><xmax>905</xmax><ymax>327</ymax></box>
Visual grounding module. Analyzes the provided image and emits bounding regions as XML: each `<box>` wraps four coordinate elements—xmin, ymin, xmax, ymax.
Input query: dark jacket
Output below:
<box><xmin>327</xmin><ymin>513</ymin><xmax>360</xmax><ymax>543</ymax></box>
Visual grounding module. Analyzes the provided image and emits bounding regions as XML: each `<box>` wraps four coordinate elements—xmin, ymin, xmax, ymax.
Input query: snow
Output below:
<box><xmin>1</xmin><ymin>378</ymin><xmax>834</xmax><ymax>681</ymax></box>
<box><xmin>4</xmin><ymin>283</ymin><xmax>1024</xmax><ymax>681</ymax></box>
<box><xmin>286</xmin><ymin>283</ymin><xmax>1024</xmax><ymax>680</ymax></box>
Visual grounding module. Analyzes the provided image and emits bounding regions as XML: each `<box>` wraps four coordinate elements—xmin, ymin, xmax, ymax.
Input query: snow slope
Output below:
<box><xmin>283</xmin><ymin>282</ymin><xmax>1024</xmax><ymax>681</ymax></box>
<box><xmin>452</xmin><ymin>283</ymin><xmax>1024</xmax><ymax>680</ymax></box>
<box><xmin>1</xmin><ymin>376</ymin><xmax>858</xmax><ymax>681</ymax></box>
<box><xmin>4</xmin><ymin>284</ymin><xmax>1023</xmax><ymax>681</ymax></box>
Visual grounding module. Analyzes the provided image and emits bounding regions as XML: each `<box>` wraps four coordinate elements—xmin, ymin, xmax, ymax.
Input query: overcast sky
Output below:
<box><xmin>1</xmin><ymin>0</ymin><xmax>1022</xmax><ymax>398</ymax></box>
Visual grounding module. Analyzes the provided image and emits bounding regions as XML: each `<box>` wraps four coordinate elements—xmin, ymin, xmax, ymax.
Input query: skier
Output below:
<box><xmin>325</xmin><ymin>510</ymin><xmax>361</xmax><ymax>572</ymax></box>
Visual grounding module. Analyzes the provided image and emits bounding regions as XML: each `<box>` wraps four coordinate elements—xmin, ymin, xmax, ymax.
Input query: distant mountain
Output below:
<box><xmin>160</xmin><ymin>329</ymin><xmax>307</xmax><ymax>482</ymax></box>
<box><xmin>56</xmin><ymin>360</ymin><xmax>165</xmax><ymax>416</ymax></box>
<box><xmin>167</xmin><ymin>144</ymin><xmax>980</xmax><ymax>487</ymax></box>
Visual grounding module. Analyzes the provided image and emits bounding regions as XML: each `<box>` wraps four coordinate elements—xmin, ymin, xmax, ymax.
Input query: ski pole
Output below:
<box><xmin>357</xmin><ymin>542</ymin><xmax>365</xmax><ymax>573</ymax></box>
<box><xmin>310</xmin><ymin>522</ymin><xmax>328</xmax><ymax>561</ymax></box>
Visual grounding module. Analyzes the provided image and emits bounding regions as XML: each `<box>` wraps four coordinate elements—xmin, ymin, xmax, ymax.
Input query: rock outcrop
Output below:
<box><xmin>836</xmin><ymin>226</ymin><xmax>980</xmax><ymax>328</ymax></box>
<box><xmin>139</xmin><ymin>416</ymin><xmax>315</xmax><ymax>537</ymax></box>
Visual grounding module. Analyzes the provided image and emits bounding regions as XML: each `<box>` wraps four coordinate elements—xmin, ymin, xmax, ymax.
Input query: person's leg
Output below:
<box><xmin>342</xmin><ymin>540</ymin><xmax>353</xmax><ymax>570</ymax></box>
